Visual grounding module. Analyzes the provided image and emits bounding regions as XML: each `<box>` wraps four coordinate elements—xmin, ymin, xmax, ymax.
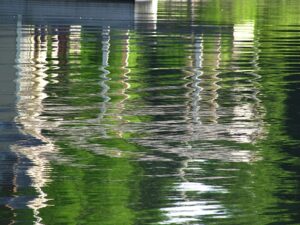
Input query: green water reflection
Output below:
<box><xmin>1</xmin><ymin>0</ymin><xmax>300</xmax><ymax>224</ymax></box>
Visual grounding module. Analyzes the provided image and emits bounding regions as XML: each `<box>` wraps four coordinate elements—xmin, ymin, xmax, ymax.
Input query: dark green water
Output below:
<box><xmin>1</xmin><ymin>0</ymin><xmax>300</xmax><ymax>224</ymax></box>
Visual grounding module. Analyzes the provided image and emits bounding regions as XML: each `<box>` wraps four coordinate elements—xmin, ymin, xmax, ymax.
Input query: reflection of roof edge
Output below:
<box><xmin>0</xmin><ymin>0</ymin><xmax>135</xmax><ymax>27</ymax></box>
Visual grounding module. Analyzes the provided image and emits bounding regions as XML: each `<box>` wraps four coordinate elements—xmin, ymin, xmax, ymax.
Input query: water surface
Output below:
<box><xmin>1</xmin><ymin>0</ymin><xmax>300</xmax><ymax>224</ymax></box>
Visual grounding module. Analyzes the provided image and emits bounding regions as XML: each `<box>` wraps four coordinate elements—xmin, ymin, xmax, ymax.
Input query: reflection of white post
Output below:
<box><xmin>102</xmin><ymin>27</ymin><xmax>110</xmax><ymax>68</ymax></box>
<box><xmin>120</xmin><ymin>30</ymin><xmax>131</xmax><ymax>105</ymax></box>
<box><xmin>191</xmin><ymin>35</ymin><xmax>203</xmax><ymax>125</ymax></box>
<box><xmin>69</xmin><ymin>25</ymin><xmax>82</xmax><ymax>64</ymax></box>
<box><xmin>232</xmin><ymin>22</ymin><xmax>255</xmax><ymax>74</ymax></box>
<box><xmin>115</xmin><ymin>30</ymin><xmax>131</xmax><ymax>138</ymax></box>
<box><xmin>134</xmin><ymin>0</ymin><xmax>158</xmax><ymax>30</ymax></box>
<box><xmin>187</xmin><ymin>34</ymin><xmax>221</xmax><ymax>139</ymax></box>
<box><xmin>13</xmin><ymin>24</ymin><xmax>59</xmax><ymax>225</ymax></box>
<box><xmin>233</xmin><ymin>22</ymin><xmax>254</xmax><ymax>49</ymax></box>
<box><xmin>188</xmin><ymin>0</ymin><xmax>195</xmax><ymax>24</ymax></box>
<box><xmin>209</xmin><ymin>34</ymin><xmax>221</xmax><ymax>125</ymax></box>
<box><xmin>230</xmin><ymin>21</ymin><xmax>264</xmax><ymax>143</ymax></box>
<box><xmin>98</xmin><ymin>27</ymin><xmax>111</xmax><ymax>130</ymax></box>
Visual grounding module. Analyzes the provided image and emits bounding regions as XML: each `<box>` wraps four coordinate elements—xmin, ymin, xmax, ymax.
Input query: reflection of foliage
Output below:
<box><xmin>194</xmin><ymin>0</ymin><xmax>257</xmax><ymax>24</ymax></box>
<box><xmin>40</xmin><ymin>142</ymin><xmax>138</xmax><ymax>225</ymax></box>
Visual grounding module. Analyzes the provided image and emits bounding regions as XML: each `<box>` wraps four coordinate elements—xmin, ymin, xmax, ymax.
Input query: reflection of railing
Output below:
<box><xmin>98</xmin><ymin>27</ymin><xmax>111</xmax><ymax>132</ymax></box>
<box><xmin>134</xmin><ymin>25</ymin><xmax>264</xmax><ymax>157</ymax></box>
<box><xmin>160</xmin><ymin>23</ymin><xmax>263</xmax><ymax>223</ymax></box>
<box><xmin>42</xmin><ymin>25</ymin><xmax>133</xmax><ymax>155</ymax></box>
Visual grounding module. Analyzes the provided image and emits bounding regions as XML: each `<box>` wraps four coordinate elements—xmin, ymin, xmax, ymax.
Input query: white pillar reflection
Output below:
<box><xmin>13</xmin><ymin>23</ymin><xmax>60</xmax><ymax>225</ymax></box>
<box><xmin>98</xmin><ymin>27</ymin><xmax>111</xmax><ymax>127</ymax></box>
<box><xmin>191</xmin><ymin>35</ymin><xmax>203</xmax><ymax>126</ymax></box>
<box><xmin>69</xmin><ymin>25</ymin><xmax>82</xmax><ymax>63</ymax></box>
<box><xmin>135</xmin><ymin>0</ymin><xmax>158</xmax><ymax>30</ymax></box>
<box><xmin>100</xmin><ymin>29</ymin><xmax>131</xmax><ymax>139</ymax></box>
<box><xmin>118</xmin><ymin>30</ymin><xmax>131</xmax><ymax>125</ymax></box>
<box><xmin>233</xmin><ymin>22</ymin><xmax>255</xmax><ymax>48</ymax></box>
<box><xmin>229</xmin><ymin>21</ymin><xmax>264</xmax><ymax>143</ymax></box>
<box><xmin>185</xmin><ymin>34</ymin><xmax>221</xmax><ymax>140</ymax></box>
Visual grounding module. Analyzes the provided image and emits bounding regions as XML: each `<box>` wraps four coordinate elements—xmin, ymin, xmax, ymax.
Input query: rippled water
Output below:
<box><xmin>1</xmin><ymin>0</ymin><xmax>300</xmax><ymax>224</ymax></box>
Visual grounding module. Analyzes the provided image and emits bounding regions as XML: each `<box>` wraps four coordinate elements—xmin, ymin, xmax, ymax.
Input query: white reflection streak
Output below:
<box><xmin>161</xmin><ymin>159</ymin><xmax>226</xmax><ymax>224</ymax></box>
<box><xmin>69</xmin><ymin>25</ymin><xmax>82</xmax><ymax>63</ymax></box>
<box><xmin>121</xmin><ymin>30</ymin><xmax>131</xmax><ymax>101</ymax></box>
<box><xmin>98</xmin><ymin>27</ymin><xmax>111</xmax><ymax>127</ymax></box>
<box><xmin>230</xmin><ymin>21</ymin><xmax>264</xmax><ymax>143</ymax></box>
<box><xmin>191</xmin><ymin>34</ymin><xmax>203</xmax><ymax>126</ymax></box>
<box><xmin>117</xmin><ymin>30</ymin><xmax>131</xmax><ymax>138</ymax></box>
<box><xmin>233</xmin><ymin>22</ymin><xmax>254</xmax><ymax>48</ymax></box>
<box><xmin>14</xmin><ymin>22</ymin><xmax>58</xmax><ymax>225</ymax></box>
<box><xmin>102</xmin><ymin>30</ymin><xmax>131</xmax><ymax>139</ymax></box>
<box><xmin>211</xmin><ymin>34</ymin><xmax>222</xmax><ymax>125</ymax></box>
<box><xmin>187</xmin><ymin>34</ymin><xmax>221</xmax><ymax>139</ymax></box>
<box><xmin>135</xmin><ymin>0</ymin><xmax>158</xmax><ymax>30</ymax></box>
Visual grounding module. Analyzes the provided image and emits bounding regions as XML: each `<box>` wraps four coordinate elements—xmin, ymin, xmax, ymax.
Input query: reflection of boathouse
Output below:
<box><xmin>133</xmin><ymin>21</ymin><xmax>264</xmax><ymax>158</ymax></box>
<box><xmin>1</xmin><ymin>0</ymin><xmax>266</xmax><ymax>224</ymax></box>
